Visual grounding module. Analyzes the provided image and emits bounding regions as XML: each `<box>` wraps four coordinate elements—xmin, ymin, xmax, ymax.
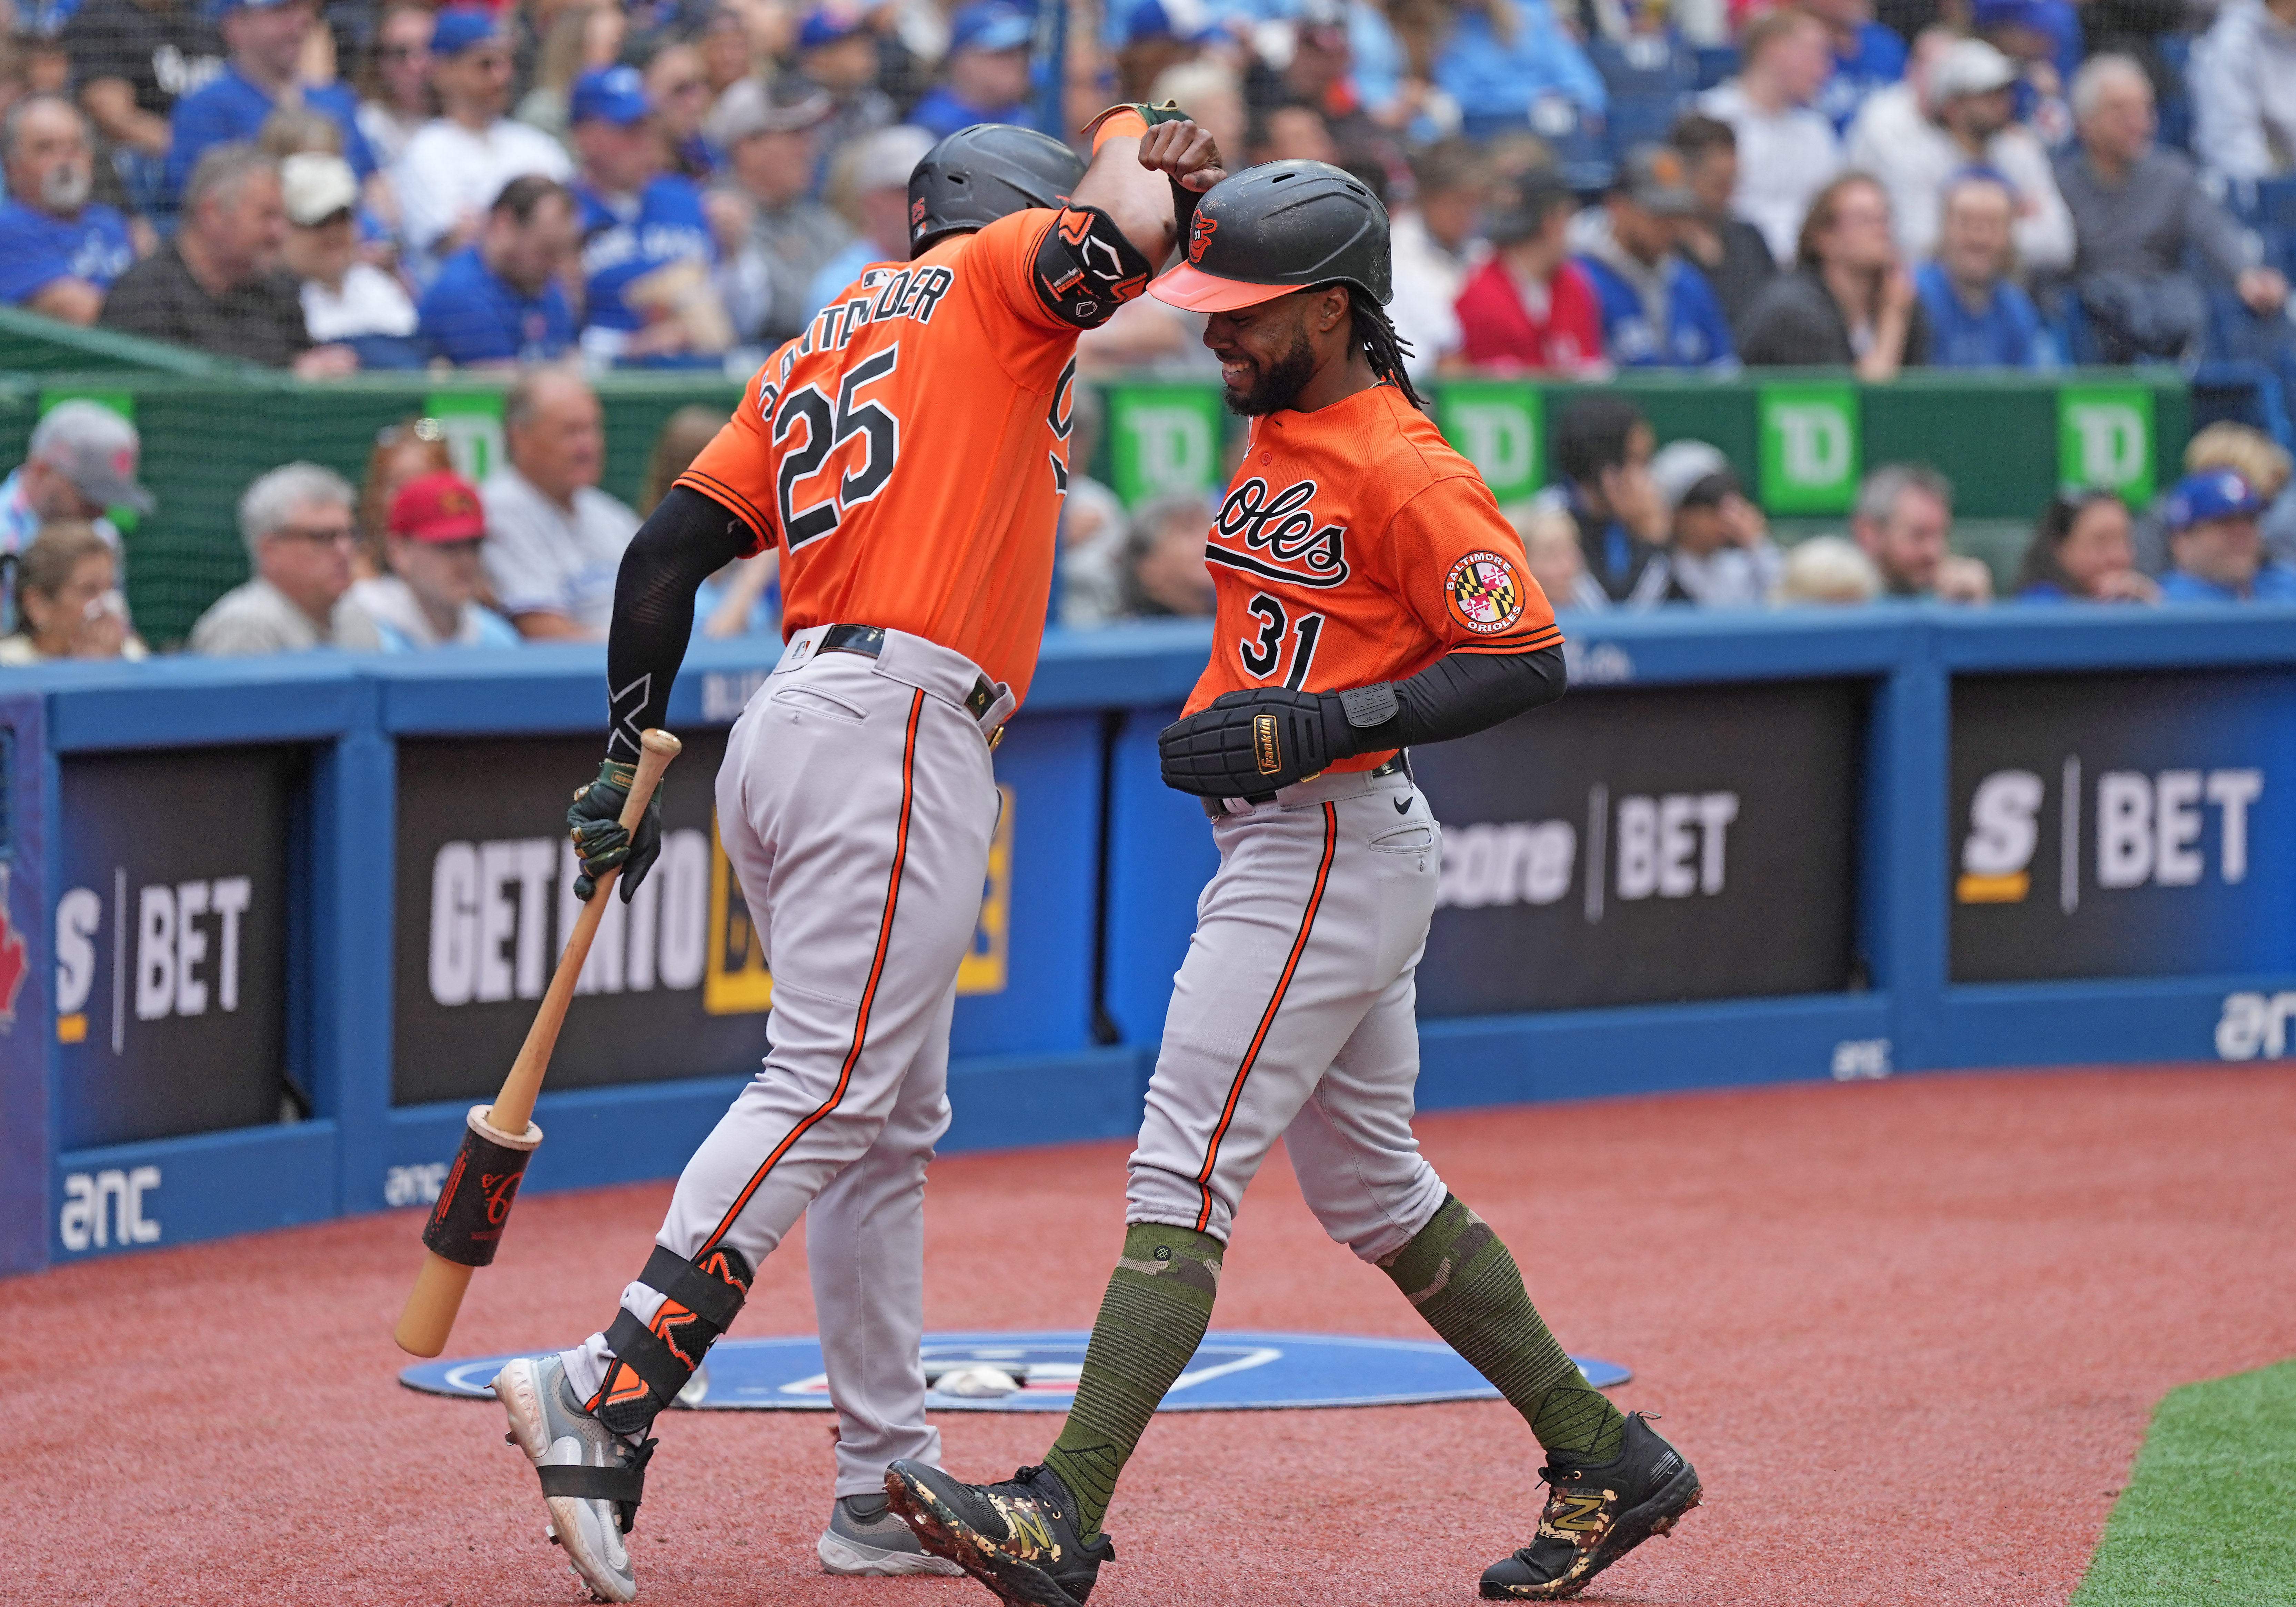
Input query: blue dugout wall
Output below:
<box><xmin>6</xmin><ymin>607</ymin><xmax>2296</xmax><ymax>1273</ymax></box>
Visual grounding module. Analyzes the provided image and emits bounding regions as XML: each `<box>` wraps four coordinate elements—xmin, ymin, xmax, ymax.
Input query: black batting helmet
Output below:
<box><xmin>1150</xmin><ymin>160</ymin><xmax>1391</xmax><ymax>311</ymax></box>
<box><xmin>909</xmin><ymin>123</ymin><xmax>1085</xmax><ymax>253</ymax></box>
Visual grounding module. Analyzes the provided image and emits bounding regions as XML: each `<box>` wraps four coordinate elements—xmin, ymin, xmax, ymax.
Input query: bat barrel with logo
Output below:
<box><xmin>394</xmin><ymin>729</ymin><xmax>682</xmax><ymax>1359</ymax></box>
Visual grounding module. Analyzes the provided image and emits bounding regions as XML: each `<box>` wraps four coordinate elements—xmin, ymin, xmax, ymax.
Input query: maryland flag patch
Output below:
<box><xmin>1445</xmin><ymin>550</ymin><xmax>1526</xmax><ymax>634</ymax></box>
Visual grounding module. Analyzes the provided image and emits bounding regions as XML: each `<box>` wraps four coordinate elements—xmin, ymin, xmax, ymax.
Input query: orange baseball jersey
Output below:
<box><xmin>676</xmin><ymin>203</ymin><xmax>1148</xmax><ymax>705</ymax></box>
<box><xmin>1182</xmin><ymin>381</ymin><xmax>1562</xmax><ymax>771</ymax></box>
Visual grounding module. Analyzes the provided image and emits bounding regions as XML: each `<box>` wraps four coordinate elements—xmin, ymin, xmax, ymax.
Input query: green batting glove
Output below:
<box><xmin>567</xmin><ymin>758</ymin><xmax>662</xmax><ymax>903</ymax></box>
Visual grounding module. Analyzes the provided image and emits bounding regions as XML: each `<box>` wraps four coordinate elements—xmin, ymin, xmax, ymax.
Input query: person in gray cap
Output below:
<box><xmin>1845</xmin><ymin>35</ymin><xmax>2072</xmax><ymax>272</ymax></box>
<box><xmin>1571</xmin><ymin>143</ymin><xmax>1737</xmax><ymax>369</ymax></box>
<box><xmin>708</xmin><ymin>74</ymin><xmax>850</xmax><ymax>343</ymax></box>
<box><xmin>1649</xmin><ymin>438</ymin><xmax>1784</xmax><ymax>607</ymax></box>
<box><xmin>0</xmin><ymin>398</ymin><xmax>153</xmax><ymax>560</ymax></box>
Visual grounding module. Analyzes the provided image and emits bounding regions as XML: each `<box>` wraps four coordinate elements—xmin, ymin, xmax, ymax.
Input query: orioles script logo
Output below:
<box><xmin>1207</xmin><ymin>477</ymin><xmax>1350</xmax><ymax>588</ymax></box>
<box><xmin>1189</xmin><ymin>213</ymin><xmax>1217</xmax><ymax>264</ymax></box>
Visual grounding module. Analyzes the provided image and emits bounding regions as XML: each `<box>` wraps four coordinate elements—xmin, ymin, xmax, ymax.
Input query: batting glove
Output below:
<box><xmin>567</xmin><ymin>758</ymin><xmax>662</xmax><ymax>902</ymax></box>
<box><xmin>1157</xmin><ymin>684</ymin><xmax>1401</xmax><ymax>798</ymax></box>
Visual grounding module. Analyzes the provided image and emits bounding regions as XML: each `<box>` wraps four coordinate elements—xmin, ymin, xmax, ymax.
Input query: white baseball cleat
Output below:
<box><xmin>495</xmin><ymin>1354</ymin><xmax>646</xmax><ymax>1603</ymax></box>
<box><xmin>818</xmin><ymin>1493</ymin><xmax>966</xmax><ymax>1577</ymax></box>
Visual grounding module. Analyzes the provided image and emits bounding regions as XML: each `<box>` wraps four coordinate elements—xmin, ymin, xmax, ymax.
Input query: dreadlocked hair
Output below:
<box><xmin>1343</xmin><ymin>288</ymin><xmax>1425</xmax><ymax>410</ymax></box>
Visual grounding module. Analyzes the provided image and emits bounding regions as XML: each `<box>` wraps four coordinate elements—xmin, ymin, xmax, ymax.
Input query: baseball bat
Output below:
<box><xmin>393</xmin><ymin>729</ymin><xmax>683</xmax><ymax>1358</ymax></box>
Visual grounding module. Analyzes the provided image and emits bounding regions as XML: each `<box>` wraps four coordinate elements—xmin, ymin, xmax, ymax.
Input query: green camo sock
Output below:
<box><xmin>1382</xmin><ymin>1195</ymin><xmax>1625</xmax><ymax>1463</ymax></box>
<box><xmin>1041</xmin><ymin>1223</ymin><xmax>1223</xmax><ymax>1542</ymax></box>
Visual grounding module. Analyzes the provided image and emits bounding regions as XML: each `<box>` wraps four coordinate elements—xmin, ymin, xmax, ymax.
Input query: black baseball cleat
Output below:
<box><xmin>1480</xmin><ymin>1413</ymin><xmax>1702</xmax><ymax>1600</ymax></box>
<box><xmin>882</xmin><ymin>1459</ymin><xmax>1114</xmax><ymax>1607</ymax></box>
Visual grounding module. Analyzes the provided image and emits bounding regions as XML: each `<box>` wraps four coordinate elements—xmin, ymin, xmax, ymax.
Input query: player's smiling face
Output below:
<box><xmin>1204</xmin><ymin>291</ymin><xmax>1323</xmax><ymax>417</ymax></box>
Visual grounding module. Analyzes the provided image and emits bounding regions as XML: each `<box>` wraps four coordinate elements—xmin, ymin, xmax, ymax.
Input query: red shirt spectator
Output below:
<box><xmin>1453</xmin><ymin>170</ymin><xmax>1603</xmax><ymax>371</ymax></box>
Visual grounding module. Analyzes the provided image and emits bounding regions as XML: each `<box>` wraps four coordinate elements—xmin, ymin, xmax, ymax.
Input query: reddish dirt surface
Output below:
<box><xmin>11</xmin><ymin>1064</ymin><xmax>2296</xmax><ymax>1607</ymax></box>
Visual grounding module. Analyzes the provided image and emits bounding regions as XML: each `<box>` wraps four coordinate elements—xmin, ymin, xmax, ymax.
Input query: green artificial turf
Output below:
<box><xmin>2073</xmin><ymin>1359</ymin><xmax>2296</xmax><ymax>1606</ymax></box>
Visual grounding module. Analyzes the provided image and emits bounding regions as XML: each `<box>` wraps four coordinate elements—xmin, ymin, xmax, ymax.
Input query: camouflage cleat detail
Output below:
<box><xmin>883</xmin><ymin>1459</ymin><xmax>1114</xmax><ymax>1607</ymax></box>
<box><xmin>1480</xmin><ymin>1413</ymin><xmax>1702</xmax><ymax>1600</ymax></box>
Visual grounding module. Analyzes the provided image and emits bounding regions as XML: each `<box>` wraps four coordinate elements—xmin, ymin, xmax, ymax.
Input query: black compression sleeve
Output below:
<box><xmin>1345</xmin><ymin>643</ymin><xmax>1568</xmax><ymax>755</ymax></box>
<box><xmin>604</xmin><ymin>485</ymin><xmax>758</xmax><ymax>760</ymax></box>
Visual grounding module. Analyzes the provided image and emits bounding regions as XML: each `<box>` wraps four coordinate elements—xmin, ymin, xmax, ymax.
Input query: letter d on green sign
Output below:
<box><xmin>1759</xmin><ymin>384</ymin><xmax>1860</xmax><ymax>513</ymax></box>
<box><xmin>2057</xmin><ymin>386</ymin><xmax>2155</xmax><ymax>504</ymax></box>
<box><xmin>1438</xmin><ymin>382</ymin><xmax>1543</xmax><ymax>502</ymax></box>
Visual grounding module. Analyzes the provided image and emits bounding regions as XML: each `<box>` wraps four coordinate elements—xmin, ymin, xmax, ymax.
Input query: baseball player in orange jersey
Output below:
<box><xmin>887</xmin><ymin>162</ymin><xmax>1703</xmax><ymax>1605</ymax></box>
<box><xmin>486</xmin><ymin>113</ymin><xmax>1227</xmax><ymax>1603</ymax></box>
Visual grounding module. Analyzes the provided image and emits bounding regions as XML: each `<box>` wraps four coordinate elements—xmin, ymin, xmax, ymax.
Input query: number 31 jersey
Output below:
<box><xmin>1182</xmin><ymin>381</ymin><xmax>1564</xmax><ymax>772</ymax></box>
<box><xmin>677</xmin><ymin>204</ymin><xmax>1146</xmax><ymax>707</ymax></box>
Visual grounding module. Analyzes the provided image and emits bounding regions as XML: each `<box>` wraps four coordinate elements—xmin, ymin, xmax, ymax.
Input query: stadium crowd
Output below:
<box><xmin>2</xmin><ymin>0</ymin><xmax>2296</xmax><ymax>657</ymax></box>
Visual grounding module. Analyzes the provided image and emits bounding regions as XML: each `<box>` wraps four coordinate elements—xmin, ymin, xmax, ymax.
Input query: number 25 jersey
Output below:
<box><xmin>1182</xmin><ymin>381</ymin><xmax>1564</xmax><ymax>771</ymax></box>
<box><xmin>676</xmin><ymin>204</ymin><xmax>1147</xmax><ymax>707</ymax></box>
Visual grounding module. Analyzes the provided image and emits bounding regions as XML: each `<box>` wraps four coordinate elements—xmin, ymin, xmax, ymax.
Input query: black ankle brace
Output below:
<box><xmin>593</xmin><ymin>1244</ymin><xmax>751</xmax><ymax>1437</ymax></box>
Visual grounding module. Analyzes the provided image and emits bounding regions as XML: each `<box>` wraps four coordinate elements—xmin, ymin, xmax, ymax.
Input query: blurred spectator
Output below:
<box><xmin>63</xmin><ymin>0</ymin><xmax>223</xmax><ymax>183</ymax></box>
<box><xmin>1552</xmin><ymin>393</ymin><xmax>1677</xmax><ymax>608</ymax></box>
<box><xmin>646</xmin><ymin>40</ymin><xmax>719</xmax><ymax>180</ymax></box>
<box><xmin>2157</xmin><ymin>469</ymin><xmax>2296</xmax><ymax>601</ymax></box>
<box><xmin>103</xmin><ymin>144</ymin><xmax>347</xmax><ymax>373</ymax></box>
<box><xmin>794</xmin><ymin>6</ymin><xmax>898</xmax><ymax>159</ymax></box>
<box><xmin>189</xmin><ymin>462</ymin><xmax>382</xmax><ymax>653</ymax></box>
<box><xmin>355</xmin><ymin>415</ymin><xmax>452</xmax><ymax>578</ymax></box>
<box><xmin>1115</xmin><ymin>0</ymin><xmax>1222</xmax><ymax>102</ymax></box>
<box><xmin>1975</xmin><ymin>0</ymin><xmax>2084</xmax><ymax>102</ymax></box>
<box><xmin>415</xmin><ymin>174</ymin><xmax>578</xmax><ymax>367</ymax></box>
<box><xmin>2192</xmin><ymin>0</ymin><xmax>2296</xmax><ymax>183</ymax></box>
<box><xmin>0</xmin><ymin>400</ymin><xmax>149</xmax><ymax>571</ymax></box>
<box><xmin>1775</xmin><ymin>534</ymin><xmax>1882</xmax><ymax>604</ymax></box>
<box><xmin>696</xmin><ymin>7</ymin><xmax>754</xmax><ymax>104</ymax></box>
<box><xmin>481</xmin><ymin>370</ymin><xmax>640</xmax><ymax>640</ymax></box>
<box><xmin>641</xmin><ymin>403</ymin><xmax>778</xmax><ymax>637</ymax></box>
<box><xmin>164</xmin><ymin>0</ymin><xmax>375</xmax><ymax>200</ymax></box>
<box><xmin>2141</xmin><ymin>422</ymin><xmax>2296</xmax><ymax>574</ymax></box>
<box><xmin>1847</xmin><ymin>37</ymin><xmax>2073</xmax><ymax>274</ymax></box>
<box><xmin>1120</xmin><ymin>491</ymin><xmax>1216</xmax><ymax>618</ymax></box>
<box><xmin>1510</xmin><ymin>500</ymin><xmax>1587</xmax><ymax>610</ymax></box>
<box><xmin>1739</xmin><ymin>173</ymin><xmax>1927</xmax><ymax>379</ymax></box>
<box><xmin>0</xmin><ymin>523</ymin><xmax>144</xmax><ymax>664</ymax></box>
<box><xmin>1572</xmin><ymin>144</ymin><xmax>1734</xmax><ymax>369</ymax></box>
<box><xmin>712</xmin><ymin>74</ymin><xmax>850</xmax><ymax>344</ymax></box>
<box><xmin>806</xmin><ymin>124</ymin><xmax>934</xmax><ymax>318</ymax></box>
<box><xmin>1915</xmin><ymin>172</ymin><xmax>2046</xmax><ymax>370</ymax></box>
<box><xmin>1851</xmin><ymin>462</ymin><xmax>1990</xmax><ymax>602</ymax></box>
<box><xmin>1670</xmin><ymin>113</ymin><xmax>1775</xmax><ymax>332</ymax></box>
<box><xmin>352</xmin><ymin>2</ymin><xmax>434</xmax><ymax>173</ymax></box>
<box><xmin>280</xmin><ymin>151</ymin><xmax>419</xmax><ymax>367</ymax></box>
<box><xmin>1149</xmin><ymin>59</ymin><xmax>1246</xmax><ymax>168</ymax></box>
<box><xmin>516</xmin><ymin>0</ymin><xmax>627</xmax><ymax>141</ymax></box>
<box><xmin>395</xmin><ymin>7</ymin><xmax>572</xmax><ymax>286</ymax></box>
<box><xmin>1698</xmin><ymin>9</ymin><xmax>1842</xmax><ymax>265</ymax></box>
<box><xmin>1056</xmin><ymin>383</ymin><xmax>1127</xmax><ymax>627</ymax></box>
<box><xmin>909</xmin><ymin>3</ymin><xmax>1034</xmax><ymax>139</ymax></box>
<box><xmin>0</xmin><ymin>94</ymin><xmax>136</xmax><ymax>323</ymax></box>
<box><xmin>349</xmin><ymin>469</ymin><xmax>522</xmax><ymax>649</ymax></box>
<box><xmin>1650</xmin><ymin>439</ymin><xmax>1781</xmax><ymax>606</ymax></box>
<box><xmin>1249</xmin><ymin>102</ymin><xmax>1340</xmax><ymax>166</ymax></box>
<box><xmin>1389</xmin><ymin>140</ymin><xmax>1486</xmax><ymax>375</ymax></box>
<box><xmin>2012</xmin><ymin>489</ymin><xmax>2158</xmax><ymax>602</ymax></box>
<box><xmin>2058</xmin><ymin>55</ymin><xmax>2286</xmax><ymax>363</ymax></box>
<box><xmin>1434</xmin><ymin>0</ymin><xmax>1605</xmax><ymax>138</ymax></box>
<box><xmin>568</xmin><ymin>65</ymin><xmax>737</xmax><ymax>365</ymax></box>
<box><xmin>1808</xmin><ymin>0</ymin><xmax>1905</xmax><ymax>133</ymax></box>
<box><xmin>1453</xmin><ymin>165</ymin><xmax>1600</xmax><ymax>372</ymax></box>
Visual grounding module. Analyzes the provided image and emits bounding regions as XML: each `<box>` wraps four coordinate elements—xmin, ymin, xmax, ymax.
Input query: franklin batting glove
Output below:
<box><xmin>1157</xmin><ymin>683</ymin><xmax>1401</xmax><ymax>798</ymax></box>
<box><xmin>567</xmin><ymin>758</ymin><xmax>662</xmax><ymax>902</ymax></box>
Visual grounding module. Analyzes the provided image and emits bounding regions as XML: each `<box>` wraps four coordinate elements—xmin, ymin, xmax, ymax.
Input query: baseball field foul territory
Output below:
<box><xmin>394</xmin><ymin>728</ymin><xmax>683</xmax><ymax>1361</ymax></box>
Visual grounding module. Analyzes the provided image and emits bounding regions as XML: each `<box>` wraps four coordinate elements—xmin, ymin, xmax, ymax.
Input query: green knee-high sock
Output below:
<box><xmin>1382</xmin><ymin>1195</ymin><xmax>1625</xmax><ymax>1463</ymax></box>
<box><xmin>1040</xmin><ymin>1223</ymin><xmax>1223</xmax><ymax>1542</ymax></box>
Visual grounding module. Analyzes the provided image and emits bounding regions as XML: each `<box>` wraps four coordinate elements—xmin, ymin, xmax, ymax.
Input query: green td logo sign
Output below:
<box><xmin>2057</xmin><ymin>386</ymin><xmax>2156</xmax><ymax>504</ymax></box>
<box><xmin>1108</xmin><ymin>382</ymin><xmax>1225</xmax><ymax>506</ymax></box>
<box><xmin>1758</xmin><ymin>384</ymin><xmax>1860</xmax><ymax>513</ymax></box>
<box><xmin>1437</xmin><ymin>382</ymin><xmax>1543</xmax><ymax>503</ymax></box>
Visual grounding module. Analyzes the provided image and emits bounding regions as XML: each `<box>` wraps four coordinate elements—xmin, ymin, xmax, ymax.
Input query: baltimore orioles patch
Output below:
<box><xmin>1445</xmin><ymin>550</ymin><xmax>1525</xmax><ymax>634</ymax></box>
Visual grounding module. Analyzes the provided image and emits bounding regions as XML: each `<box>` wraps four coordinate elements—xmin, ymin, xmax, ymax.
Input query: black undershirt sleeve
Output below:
<box><xmin>1350</xmin><ymin>643</ymin><xmax>1568</xmax><ymax>755</ymax></box>
<box><xmin>604</xmin><ymin>485</ymin><xmax>759</xmax><ymax>760</ymax></box>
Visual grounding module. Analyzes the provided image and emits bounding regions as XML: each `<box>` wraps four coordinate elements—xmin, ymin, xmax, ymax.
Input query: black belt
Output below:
<box><xmin>820</xmin><ymin>623</ymin><xmax>999</xmax><ymax>721</ymax></box>
<box><xmin>1201</xmin><ymin>753</ymin><xmax>1410</xmax><ymax>818</ymax></box>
